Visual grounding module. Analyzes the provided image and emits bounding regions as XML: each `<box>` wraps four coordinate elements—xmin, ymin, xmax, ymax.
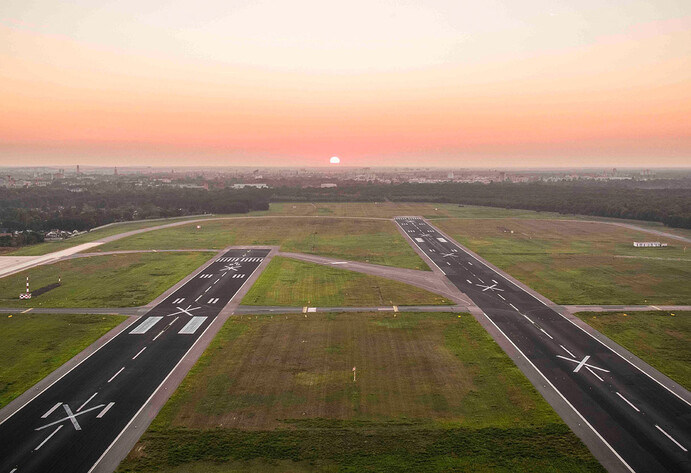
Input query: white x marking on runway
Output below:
<box><xmin>36</xmin><ymin>403</ymin><xmax>105</xmax><ymax>431</ymax></box>
<box><xmin>441</xmin><ymin>253</ymin><xmax>458</xmax><ymax>258</ymax></box>
<box><xmin>476</xmin><ymin>283</ymin><xmax>504</xmax><ymax>292</ymax></box>
<box><xmin>167</xmin><ymin>305</ymin><xmax>201</xmax><ymax>317</ymax></box>
<box><xmin>556</xmin><ymin>355</ymin><xmax>610</xmax><ymax>373</ymax></box>
<box><xmin>222</xmin><ymin>264</ymin><xmax>240</xmax><ymax>272</ymax></box>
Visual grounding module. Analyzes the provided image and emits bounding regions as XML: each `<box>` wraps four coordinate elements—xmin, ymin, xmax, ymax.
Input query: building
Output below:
<box><xmin>633</xmin><ymin>241</ymin><xmax>668</xmax><ymax>248</ymax></box>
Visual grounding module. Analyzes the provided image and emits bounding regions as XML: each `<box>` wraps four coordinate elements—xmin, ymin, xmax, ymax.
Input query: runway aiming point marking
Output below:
<box><xmin>130</xmin><ymin>317</ymin><xmax>163</xmax><ymax>334</ymax></box>
<box><xmin>179</xmin><ymin>316</ymin><xmax>207</xmax><ymax>334</ymax></box>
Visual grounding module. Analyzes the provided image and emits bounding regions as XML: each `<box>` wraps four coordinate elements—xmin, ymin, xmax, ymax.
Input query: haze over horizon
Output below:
<box><xmin>2</xmin><ymin>1</ymin><xmax>690</xmax><ymax>168</ymax></box>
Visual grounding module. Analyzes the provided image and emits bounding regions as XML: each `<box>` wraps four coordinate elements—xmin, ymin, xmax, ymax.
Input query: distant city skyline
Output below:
<box><xmin>1</xmin><ymin>1</ymin><xmax>689</xmax><ymax>167</ymax></box>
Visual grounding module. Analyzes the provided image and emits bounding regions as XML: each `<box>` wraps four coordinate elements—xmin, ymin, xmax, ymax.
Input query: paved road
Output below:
<box><xmin>395</xmin><ymin>217</ymin><xmax>690</xmax><ymax>473</ymax></box>
<box><xmin>0</xmin><ymin>248</ymin><xmax>270</xmax><ymax>473</ymax></box>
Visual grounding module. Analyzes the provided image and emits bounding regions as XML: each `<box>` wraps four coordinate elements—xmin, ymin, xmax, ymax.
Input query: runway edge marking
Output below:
<box><xmin>419</xmin><ymin>218</ymin><xmax>691</xmax><ymax>408</ymax></box>
<box><xmin>87</xmin><ymin>250</ymin><xmax>267</xmax><ymax>473</ymax></box>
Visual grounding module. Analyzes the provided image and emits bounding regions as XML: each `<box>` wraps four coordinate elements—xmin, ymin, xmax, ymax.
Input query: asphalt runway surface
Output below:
<box><xmin>395</xmin><ymin>217</ymin><xmax>689</xmax><ymax>473</ymax></box>
<box><xmin>0</xmin><ymin>248</ymin><xmax>269</xmax><ymax>473</ymax></box>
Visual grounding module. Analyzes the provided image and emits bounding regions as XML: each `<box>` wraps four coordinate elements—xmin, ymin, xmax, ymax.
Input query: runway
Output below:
<box><xmin>0</xmin><ymin>248</ymin><xmax>270</xmax><ymax>473</ymax></box>
<box><xmin>395</xmin><ymin>217</ymin><xmax>690</xmax><ymax>473</ymax></box>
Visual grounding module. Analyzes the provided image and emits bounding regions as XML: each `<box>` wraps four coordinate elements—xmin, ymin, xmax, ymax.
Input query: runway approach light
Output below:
<box><xmin>330</xmin><ymin>156</ymin><xmax>340</xmax><ymax>164</ymax></box>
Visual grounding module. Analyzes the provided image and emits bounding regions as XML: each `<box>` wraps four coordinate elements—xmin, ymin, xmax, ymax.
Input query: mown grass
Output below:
<box><xmin>117</xmin><ymin>312</ymin><xmax>603</xmax><ymax>472</ymax></box>
<box><xmin>8</xmin><ymin>216</ymin><xmax>217</xmax><ymax>256</ymax></box>
<box><xmin>241</xmin><ymin>257</ymin><xmax>450</xmax><ymax>306</ymax></box>
<box><xmin>576</xmin><ymin>311</ymin><xmax>690</xmax><ymax>390</ymax></box>
<box><xmin>95</xmin><ymin>218</ymin><xmax>428</xmax><ymax>270</ymax></box>
<box><xmin>0</xmin><ymin>252</ymin><xmax>212</xmax><ymax>308</ymax></box>
<box><xmin>0</xmin><ymin>313</ymin><xmax>126</xmax><ymax>408</ymax></box>
<box><xmin>435</xmin><ymin>218</ymin><xmax>690</xmax><ymax>305</ymax></box>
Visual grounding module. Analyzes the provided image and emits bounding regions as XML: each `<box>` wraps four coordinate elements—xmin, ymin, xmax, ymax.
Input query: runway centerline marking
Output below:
<box><xmin>132</xmin><ymin>347</ymin><xmax>147</xmax><ymax>360</ymax></box>
<box><xmin>616</xmin><ymin>392</ymin><xmax>640</xmax><ymax>412</ymax></box>
<box><xmin>107</xmin><ymin>367</ymin><xmax>125</xmax><ymax>383</ymax></box>
<box><xmin>560</xmin><ymin>345</ymin><xmax>576</xmax><ymax>358</ymax></box>
<box><xmin>35</xmin><ymin>425</ymin><xmax>63</xmax><ymax>450</ymax></box>
<box><xmin>655</xmin><ymin>424</ymin><xmax>687</xmax><ymax>452</ymax></box>
<box><xmin>77</xmin><ymin>392</ymin><xmax>98</xmax><ymax>412</ymax></box>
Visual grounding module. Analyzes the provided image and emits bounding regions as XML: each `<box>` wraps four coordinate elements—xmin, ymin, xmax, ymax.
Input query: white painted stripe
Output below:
<box><xmin>195</xmin><ymin>295</ymin><xmax>202</xmax><ymax>302</ymax></box>
<box><xmin>415</xmin><ymin>238</ymin><xmax>424</xmax><ymax>242</ymax></box>
<box><xmin>573</xmin><ymin>356</ymin><xmax>590</xmax><ymax>373</ymax></box>
<box><xmin>132</xmin><ymin>347</ymin><xmax>147</xmax><ymax>360</ymax></box>
<box><xmin>586</xmin><ymin>366</ymin><xmax>604</xmax><ymax>382</ymax></box>
<box><xmin>497</xmin><ymin>294</ymin><xmax>505</xmax><ymax>300</ymax></box>
<box><xmin>492</xmin><ymin>279</ymin><xmax>498</xmax><ymax>284</ymax></box>
<box><xmin>214</xmin><ymin>278</ymin><xmax>220</xmax><ymax>284</ymax></box>
<box><xmin>437</xmin><ymin>237</ymin><xmax>447</xmax><ymax>242</ymax></box>
<box><xmin>655</xmin><ymin>424</ymin><xmax>687</xmax><ymax>451</ymax></box>
<box><xmin>96</xmin><ymin>402</ymin><xmax>115</xmax><ymax>418</ymax></box>
<box><xmin>22</xmin><ymin>308</ymin><xmax>32</xmax><ymax>313</ymax></box>
<box><xmin>466</xmin><ymin>279</ymin><xmax>472</xmax><ymax>284</ymax></box>
<box><xmin>204</xmin><ymin>287</ymin><xmax>211</xmax><ymax>293</ymax></box>
<box><xmin>650</xmin><ymin>305</ymin><xmax>662</xmax><ymax>311</ymax></box>
<box><xmin>616</xmin><ymin>392</ymin><xmax>640</xmax><ymax>412</ymax></box>
<box><xmin>560</xmin><ymin>345</ymin><xmax>575</xmax><ymax>358</ymax></box>
<box><xmin>307</xmin><ymin>307</ymin><xmax>317</xmax><ymax>313</ymax></box>
<box><xmin>481</xmin><ymin>312</ymin><xmax>635</xmax><ymax>473</ymax></box>
<box><xmin>130</xmin><ymin>317</ymin><xmax>163</xmax><ymax>334</ymax></box>
<box><xmin>41</xmin><ymin>402</ymin><xmax>62</xmax><ymax>418</ymax></box>
<box><xmin>477</xmin><ymin>277</ymin><xmax>484</xmax><ymax>283</ymax></box>
<box><xmin>169</xmin><ymin>316</ymin><xmax>179</xmax><ymax>326</ymax></box>
<box><xmin>521</xmin><ymin>313</ymin><xmax>534</xmax><ymax>324</ymax></box>
<box><xmin>107</xmin><ymin>367</ymin><xmax>125</xmax><ymax>383</ymax></box>
<box><xmin>152</xmin><ymin>330</ymin><xmax>165</xmax><ymax>341</ymax></box>
<box><xmin>35</xmin><ymin>425</ymin><xmax>63</xmax><ymax>451</ymax></box>
<box><xmin>179</xmin><ymin>316</ymin><xmax>207</xmax><ymax>334</ymax></box>
<box><xmin>540</xmin><ymin>328</ymin><xmax>554</xmax><ymax>340</ymax></box>
<box><xmin>77</xmin><ymin>392</ymin><xmax>98</xmax><ymax>412</ymax></box>
<box><xmin>509</xmin><ymin>303</ymin><xmax>519</xmax><ymax>311</ymax></box>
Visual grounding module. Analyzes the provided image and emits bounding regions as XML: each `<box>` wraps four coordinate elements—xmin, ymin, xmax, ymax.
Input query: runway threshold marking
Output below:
<box><xmin>655</xmin><ymin>424</ymin><xmax>688</xmax><ymax>452</ymax></box>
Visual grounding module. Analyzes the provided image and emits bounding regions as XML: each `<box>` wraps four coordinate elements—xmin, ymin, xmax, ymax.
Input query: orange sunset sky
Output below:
<box><xmin>1</xmin><ymin>1</ymin><xmax>690</xmax><ymax>167</ymax></box>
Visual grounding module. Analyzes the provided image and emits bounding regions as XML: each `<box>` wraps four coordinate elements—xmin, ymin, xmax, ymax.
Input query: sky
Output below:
<box><xmin>1</xmin><ymin>1</ymin><xmax>690</xmax><ymax>168</ymax></box>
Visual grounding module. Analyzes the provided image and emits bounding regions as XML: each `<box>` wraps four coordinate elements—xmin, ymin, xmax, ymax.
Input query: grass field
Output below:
<box><xmin>435</xmin><ymin>218</ymin><xmax>690</xmax><ymax>305</ymax></box>
<box><xmin>0</xmin><ymin>313</ymin><xmax>126</xmax><ymax>408</ymax></box>
<box><xmin>117</xmin><ymin>312</ymin><xmax>603</xmax><ymax>473</ymax></box>
<box><xmin>7</xmin><ymin>216</ymin><xmax>217</xmax><ymax>256</ymax></box>
<box><xmin>242</xmin><ymin>257</ymin><xmax>451</xmax><ymax>306</ymax></box>
<box><xmin>95</xmin><ymin>218</ymin><xmax>428</xmax><ymax>270</ymax></box>
<box><xmin>256</xmin><ymin>202</ymin><xmax>570</xmax><ymax>220</ymax></box>
<box><xmin>0</xmin><ymin>252</ymin><xmax>212</xmax><ymax>308</ymax></box>
<box><xmin>576</xmin><ymin>311</ymin><xmax>690</xmax><ymax>390</ymax></box>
